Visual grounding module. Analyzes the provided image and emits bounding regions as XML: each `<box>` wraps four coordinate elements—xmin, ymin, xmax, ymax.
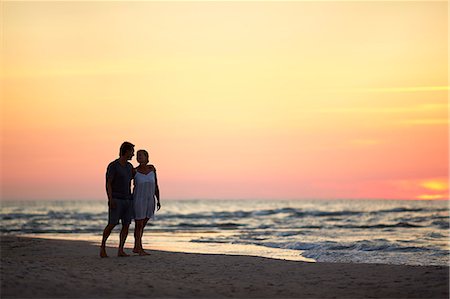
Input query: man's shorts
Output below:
<box><xmin>108</xmin><ymin>198</ymin><xmax>133</xmax><ymax>225</ymax></box>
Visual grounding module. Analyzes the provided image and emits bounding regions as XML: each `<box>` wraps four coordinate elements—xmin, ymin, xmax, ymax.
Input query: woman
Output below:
<box><xmin>133</xmin><ymin>149</ymin><xmax>161</xmax><ymax>255</ymax></box>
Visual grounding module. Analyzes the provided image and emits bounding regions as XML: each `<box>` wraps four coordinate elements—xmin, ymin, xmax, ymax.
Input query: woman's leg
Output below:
<box><xmin>138</xmin><ymin>217</ymin><xmax>151</xmax><ymax>255</ymax></box>
<box><xmin>141</xmin><ymin>217</ymin><xmax>150</xmax><ymax>239</ymax></box>
<box><xmin>133</xmin><ymin>220</ymin><xmax>139</xmax><ymax>252</ymax></box>
<box><xmin>133</xmin><ymin>219</ymin><xmax>144</xmax><ymax>253</ymax></box>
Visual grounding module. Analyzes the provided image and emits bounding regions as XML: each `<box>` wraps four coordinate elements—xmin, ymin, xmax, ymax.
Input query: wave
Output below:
<box><xmin>174</xmin><ymin>222</ymin><xmax>244</xmax><ymax>229</ymax></box>
<box><xmin>163</xmin><ymin>206</ymin><xmax>448</xmax><ymax>220</ymax></box>
<box><xmin>190</xmin><ymin>237</ymin><xmax>445</xmax><ymax>256</ymax></box>
<box><xmin>426</xmin><ymin>232</ymin><xmax>447</xmax><ymax>239</ymax></box>
<box><xmin>247</xmin><ymin>239</ymin><xmax>440</xmax><ymax>253</ymax></box>
<box><xmin>1</xmin><ymin>211</ymin><xmax>107</xmax><ymax>221</ymax></box>
<box><xmin>335</xmin><ymin>222</ymin><xmax>424</xmax><ymax>229</ymax></box>
<box><xmin>431</xmin><ymin>220</ymin><xmax>450</xmax><ymax>229</ymax></box>
<box><xmin>372</xmin><ymin>208</ymin><xmax>425</xmax><ymax>214</ymax></box>
<box><xmin>0</xmin><ymin>227</ymin><xmax>102</xmax><ymax>234</ymax></box>
<box><xmin>2</xmin><ymin>215</ymin><xmax>446</xmax><ymax>234</ymax></box>
<box><xmin>2</xmin><ymin>205</ymin><xmax>447</xmax><ymax>223</ymax></box>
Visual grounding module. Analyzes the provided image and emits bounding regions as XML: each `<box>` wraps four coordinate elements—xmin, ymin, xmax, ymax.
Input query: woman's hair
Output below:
<box><xmin>137</xmin><ymin>149</ymin><xmax>149</xmax><ymax>163</ymax></box>
<box><xmin>120</xmin><ymin>141</ymin><xmax>135</xmax><ymax>156</ymax></box>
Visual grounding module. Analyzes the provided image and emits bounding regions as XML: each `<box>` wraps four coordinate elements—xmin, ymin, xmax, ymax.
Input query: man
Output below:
<box><xmin>100</xmin><ymin>141</ymin><xmax>135</xmax><ymax>258</ymax></box>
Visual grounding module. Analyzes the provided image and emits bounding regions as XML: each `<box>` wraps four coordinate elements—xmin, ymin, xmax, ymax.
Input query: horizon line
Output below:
<box><xmin>1</xmin><ymin>198</ymin><xmax>449</xmax><ymax>202</ymax></box>
<box><xmin>3</xmin><ymin>0</ymin><xmax>447</xmax><ymax>2</ymax></box>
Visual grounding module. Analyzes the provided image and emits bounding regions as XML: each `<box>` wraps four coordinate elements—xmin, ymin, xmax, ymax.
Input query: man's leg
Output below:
<box><xmin>118</xmin><ymin>223</ymin><xmax>130</xmax><ymax>257</ymax></box>
<box><xmin>100</xmin><ymin>223</ymin><xmax>116</xmax><ymax>258</ymax></box>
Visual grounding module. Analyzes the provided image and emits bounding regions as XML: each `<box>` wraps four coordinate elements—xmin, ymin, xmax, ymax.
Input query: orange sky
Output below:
<box><xmin>1</xmin><ymin>1</ymin><xmax>448</xmax><ymax>200</ymax></box>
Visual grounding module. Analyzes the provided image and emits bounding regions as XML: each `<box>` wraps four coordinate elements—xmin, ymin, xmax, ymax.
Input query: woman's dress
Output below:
<box><xmin>133</xmin><ymin>170</ymin><xmax>157</xmax><ymax>220</ymax></box>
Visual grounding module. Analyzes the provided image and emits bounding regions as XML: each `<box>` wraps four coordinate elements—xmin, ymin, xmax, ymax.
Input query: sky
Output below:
<box><xmin>1</xmin><ymin>1</ymin><xmax>448</xmax><ymax>201</ymax></box>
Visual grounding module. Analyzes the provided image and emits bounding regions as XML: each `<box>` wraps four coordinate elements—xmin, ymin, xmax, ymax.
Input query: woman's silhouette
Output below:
<box><xmin>133</xmin><ymin>149</ymin><xmax>161</xmax><ymax>255</ymax></box>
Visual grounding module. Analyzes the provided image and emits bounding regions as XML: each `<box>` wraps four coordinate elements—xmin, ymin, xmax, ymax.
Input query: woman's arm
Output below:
<box><xmin>154</xmin><ymin>167</ymin><xmax>161</xmax><ymax>210</ymax></box>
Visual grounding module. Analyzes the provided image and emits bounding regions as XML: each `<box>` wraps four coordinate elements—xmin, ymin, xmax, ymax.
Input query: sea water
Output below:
<box><xmin>1</xmin><ymin>199</ymin><xmax>448</xmax><ymax>265</ymax></box>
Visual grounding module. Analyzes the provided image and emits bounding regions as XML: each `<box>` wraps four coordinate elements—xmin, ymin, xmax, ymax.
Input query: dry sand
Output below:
<box><xmin>1</xmin><ymin>235</ymin><xmax>448</xmax><ymax>298</ymax></box>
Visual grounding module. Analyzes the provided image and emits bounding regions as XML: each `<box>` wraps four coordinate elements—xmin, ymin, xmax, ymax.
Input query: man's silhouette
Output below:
<box><xmin>100</xmin><ymin>141</ymin><xmax>135</xmax><ymax>258</ymax></box>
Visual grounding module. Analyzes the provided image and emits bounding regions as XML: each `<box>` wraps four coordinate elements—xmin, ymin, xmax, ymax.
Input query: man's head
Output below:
<box><xmin>120</xmin><ymin>141</ymin><xmax>135</xmax><ymax>160</ymax></box>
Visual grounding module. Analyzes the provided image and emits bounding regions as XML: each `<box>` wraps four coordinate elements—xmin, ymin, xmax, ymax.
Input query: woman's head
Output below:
<box><xmin>136</xmin><ymin>149</ymin><xmax>149</xmax><ymax>164</ymax></box>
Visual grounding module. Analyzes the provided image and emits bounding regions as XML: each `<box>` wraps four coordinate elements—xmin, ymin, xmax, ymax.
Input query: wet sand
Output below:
<box><xmin>1</xmin><ymin>235</ymin><xmax>448</xmax><ymax>298</ymax></box>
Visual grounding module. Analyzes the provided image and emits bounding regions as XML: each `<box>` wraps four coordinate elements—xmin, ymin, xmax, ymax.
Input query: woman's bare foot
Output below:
<box><xmin>118</xmin><ymin>250</ymin><xmax>130</xmax><ymax>257</ymax></box>
<box><xmin>100</xmin><ymin>246</ymin><xmax>108</xmax><ymax>258</ymax></box>
<box><xmin>132</xmin><ymin>247</ymin><xmax>140</xmax><ymax>253</ymax></box>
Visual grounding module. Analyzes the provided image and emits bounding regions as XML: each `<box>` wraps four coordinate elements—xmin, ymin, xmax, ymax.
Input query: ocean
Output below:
<box><xmin>1</xmin><ymin>199</ymin><xmax>449</xmax><ymax>266</ymax></box>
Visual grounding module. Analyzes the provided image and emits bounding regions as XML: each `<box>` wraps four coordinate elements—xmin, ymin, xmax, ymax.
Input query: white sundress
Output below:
<box><xmin>133</xmin><ymin>170</ymin><xmax>157</xmax><ymax>220</ymax></box>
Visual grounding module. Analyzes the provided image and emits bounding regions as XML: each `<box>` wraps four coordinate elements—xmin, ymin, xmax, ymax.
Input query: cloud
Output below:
<box><xmin>310</xmin><ymin>103</ymin><xmax>447</xmax><ymax>115</ymax></box>
<box><xmin>333</xmin><ymin>86</ymin><xmax>449</xmax><ymax>93</ymax></box>
<box><xmin>398</xmin><ymin>118</ymin><xmax>448</xmax><ymax>126</ymax></box>
<box><xmin>349</xmin><ymin>139</ymin><xmax>382</xmax><ymax>146</ymax></box>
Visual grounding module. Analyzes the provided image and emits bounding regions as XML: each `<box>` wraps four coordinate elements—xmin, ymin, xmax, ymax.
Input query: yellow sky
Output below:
<box><xmin>1</xmin><ymin>1</ymin><xmax>448</xmax><ymax>200</ymax></box>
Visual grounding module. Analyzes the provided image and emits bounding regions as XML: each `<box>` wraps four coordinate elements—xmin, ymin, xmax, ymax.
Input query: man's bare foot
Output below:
<box><xmin>100</xmin><ymin>246</ymin><xmax>108</xmax><ymax>258</ymax></box>
<box><xmin>133</xmin><ymin>248</ymin><xmax>140</xmax><ymax>253</ymax></box>
<box><xmin>138</xmin><ymin>250</ymin><xmax>151</xmax><ymax>256</ymax></box>
<box><xmin>118</xmin><ymin>250</ymin><xmax>130</xmax><ymax>257</ymax></box>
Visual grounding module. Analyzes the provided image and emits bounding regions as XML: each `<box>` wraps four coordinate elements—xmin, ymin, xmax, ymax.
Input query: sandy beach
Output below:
<box><xmin>1</xmin><ymin>235</ymin><xmax>448</xmax><ymax>298</ymax></box>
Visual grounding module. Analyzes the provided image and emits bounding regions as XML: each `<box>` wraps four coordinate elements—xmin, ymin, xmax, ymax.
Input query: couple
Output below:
<box><xmin>100</xmin><ymin>141</ymin><xmax>161</xmax><ymax>258</ymax></box>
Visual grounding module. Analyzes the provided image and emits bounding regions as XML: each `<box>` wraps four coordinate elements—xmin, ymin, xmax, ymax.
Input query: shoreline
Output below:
<box><xmin>12</xmin><ymin>232</ymin><xmax>317</xmax><ymax>263</ymax></box>
<box><xmin>1</xmin><ymin>235</ymin><xmax>449</xmax><ymax>298</ymax></box>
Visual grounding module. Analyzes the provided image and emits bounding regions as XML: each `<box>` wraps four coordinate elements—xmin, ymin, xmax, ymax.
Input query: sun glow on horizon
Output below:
<box><xmin>421</xmin><ymin>180</ymin><xmax>449</xmax><ymax>192</ymax></box>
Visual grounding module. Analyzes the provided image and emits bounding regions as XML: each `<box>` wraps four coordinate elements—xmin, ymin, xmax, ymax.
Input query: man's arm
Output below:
<box><xmin>106</xmin><ymin>177</ymin><xmax>117</xmax><ymax>209</ymax></box>
<box><xmin>106</xmin><ymin>164</ymin><xmax>117</xmax><ymax>209</ymax></box>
